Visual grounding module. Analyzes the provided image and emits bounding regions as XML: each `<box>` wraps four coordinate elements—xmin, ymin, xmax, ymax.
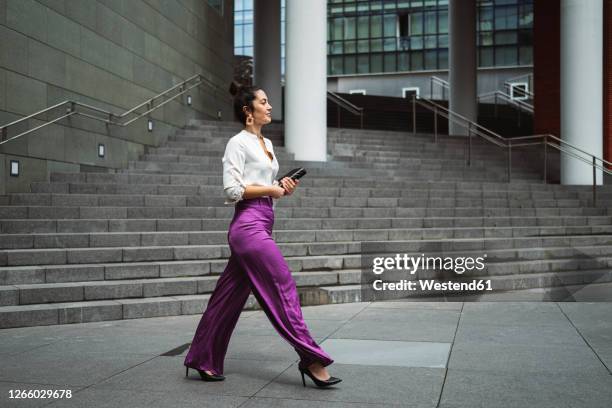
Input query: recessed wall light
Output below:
<box><xmin>98</xmin><ymin>143</ymin><xmax>105</xmax><ymax>158</ymax></box>
<box><xmin>187</xmin><ymin>95</ymin><xmax>192</xmax><ymax>106</ymax></box>
<box><xmin>147</xmin><ymin>119</ymin><xmax>153</xmax><ymax>132</ymax></box>
<box><xmin>10</xmin><ymin>160</ymin><xmax>19</xmax><ymax>177</ymax></box>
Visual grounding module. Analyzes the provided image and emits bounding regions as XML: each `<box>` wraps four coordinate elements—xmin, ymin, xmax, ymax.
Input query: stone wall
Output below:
<box><xmin>0</xmin><ymin>0</ymin><xmax>234</xmax><ymax>193</ymax></box>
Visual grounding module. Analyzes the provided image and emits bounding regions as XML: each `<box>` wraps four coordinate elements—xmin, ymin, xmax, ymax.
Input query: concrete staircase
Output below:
<box><xmin>1</xmin><ymin>120</ymin><xmax>611</xmax><ymax>328</ymax></box>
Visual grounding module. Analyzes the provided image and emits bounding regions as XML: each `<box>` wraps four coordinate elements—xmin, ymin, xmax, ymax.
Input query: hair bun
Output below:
<box><xmin>229</xmin><ymin>81</ymin><xmax>243</xmax><ymax>97</ymax></box>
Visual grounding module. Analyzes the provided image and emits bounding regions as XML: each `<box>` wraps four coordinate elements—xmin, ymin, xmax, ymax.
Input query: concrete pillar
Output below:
<box><xmin>254</xmin><ymin>0</ymin><xmax>282</xmax><ymax>121</ymax></box>
<box><xmin>560</xmin><ymin>0</ymin><xmax>603</xmax><ymax>185</ymax></box>
<box><xmin>285</xmin><ymin>0</ymin><xmax>327</xmax><ymax>161</ymax></box>
<box><xmin>448</xmin><ymin>0</ymin><xmax>477</xmax><ymax>136</ymax></box>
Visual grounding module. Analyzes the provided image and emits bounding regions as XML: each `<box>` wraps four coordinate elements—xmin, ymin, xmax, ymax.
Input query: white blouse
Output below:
<box><xmin>222</xmin><ymin>129</ymin><xmax>281</xmax><ymax>207</ymax></box>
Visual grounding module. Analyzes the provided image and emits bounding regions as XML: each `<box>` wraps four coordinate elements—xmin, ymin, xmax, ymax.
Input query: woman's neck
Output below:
<box><xmin>245</xmin><ymin>124</ymin><xmax>263</xmax><ymax>139</ymax></box>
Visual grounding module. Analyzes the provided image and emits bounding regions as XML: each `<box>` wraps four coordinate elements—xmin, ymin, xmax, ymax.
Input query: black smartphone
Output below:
<box><xmin>277</xmin><ymin>167</ymin><xmax>307</xmax><ymax>183</ymax></box>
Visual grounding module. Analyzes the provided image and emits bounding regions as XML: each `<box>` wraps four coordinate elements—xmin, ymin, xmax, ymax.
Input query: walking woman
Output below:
<box><xmin>184</xmin><ymin>81</ymin><xmax>341</xmax><ymax>388</ymax></box>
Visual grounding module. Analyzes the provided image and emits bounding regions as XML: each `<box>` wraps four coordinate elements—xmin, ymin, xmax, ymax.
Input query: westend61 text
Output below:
<box><xmin>372</xmin><ymin>279</ymin><xmax>493</xmax><ymax>291</ymax></box>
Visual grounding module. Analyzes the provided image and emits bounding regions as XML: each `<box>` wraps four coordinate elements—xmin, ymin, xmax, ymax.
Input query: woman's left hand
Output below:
<box><xmin>280</xmin><ymin>177</ymin><xmax>298</xmax><ymax>195</ymax></box>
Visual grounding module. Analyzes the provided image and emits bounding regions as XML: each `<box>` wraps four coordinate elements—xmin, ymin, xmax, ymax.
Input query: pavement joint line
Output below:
<box><xmin>435</xmin><ymin>301</ymin><xmax>465</xmax><ymax>408</ymax></box>
<box><xmin>555</xmin><ymin>302</ymin><xmax>612</xmax><ymax>376</ymax></box>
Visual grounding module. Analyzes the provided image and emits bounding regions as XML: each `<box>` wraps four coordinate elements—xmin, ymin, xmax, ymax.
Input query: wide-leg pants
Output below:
<box><xmin>183</xmin><ymin>196</ymin><xmax>334</xmax><ymax>375</ymax></box>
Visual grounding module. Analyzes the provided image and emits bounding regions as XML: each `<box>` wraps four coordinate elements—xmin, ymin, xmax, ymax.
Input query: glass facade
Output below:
<box><xmin>234</xmin><ymin>0</ymin><xmax>532</xmax><ymax>76</ymax></box>
<box><xmin>234</xmin><ymin>0</ymin><xmax>254</xmax><ymax>57</ymax></box>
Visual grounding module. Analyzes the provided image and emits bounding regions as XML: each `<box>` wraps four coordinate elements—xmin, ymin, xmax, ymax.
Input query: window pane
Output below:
<box><xmin>424</xmin><ymin>35</ymin><xmax>437</xmax><ymax>49</ymax></box>
<box><xmin>425</xmin><ymin>50</ymin><xmax>437</xmax><ymax>69</ymax></box>
<box><xmin>424</xmin><ymin>11</ymin><xmax>436</xmax><ymax>34</ymax></box>
<box><xmin>234</xmin><ymin>25</ymin><xmax>243</xmax><ymax>46</ymax></box>
<box><xmin>345</xmin><ymin>40</ymin><xmax>356</xmax><ymax>53</ymax></box>
<box><xmin>398</xmin><ymin>1</ymin><xmax>410</xmax><ymax>9</ymax></box>
<box><xmin>243</xmin><ymin>10</ymin><xmax>253</xmax><ymax>24</ymax></box>
<box><xmin>411</xmin><ymin>51</ymin><xmax>423</xmax><ymax>70</ymax></box>
<box><xmin>495</xmin><ymin>6</ymin><xmax>518</xmax><ymax>30</ymax></box>
<box><xmin>235</xmin><ymin>10</ymin><xmax>243</xmax><ymax>24</ymax></box>
<box><xmin>371</xmin><ymin>1</ymin><xmax>383</xmax><ymax>11</ymax></box>
<box><xmin>384</xmin><ymin>0</ymin><xmax>396</xmax><ymax>10</ymax></box>
<box><xmin>411</xmin><ymin>36</ymin><xmax>423</xmax><ymax>50</ymax></box>
<box><xmin>438</xmin><ymin>34</ymin><xmax>448</xmax><ymax>48</ymax></box>
<box><xmin>358</xmin><ymin>54</ymin><xmax>369</xmax><ymax>73</ymax></box>
<box><xmin>344</xmin><ymin>55</ymin><xmax>356</xmax><ymax>74</ymax></box>
<box><xmin>371</xmin><ymin>15</ymin><xmax>382</xmax><ymax>37</ymax></box>
<box><xmin>244</xmin><ymin>23</ymin><xmax>253</xmax><ymax>46</ymax></box>
<box><xmin>384</xmin><ymin>37</ymin><xmax>397</xmax><ymax>51</ymax></box>
<box><xmin>479</xmin><ymin>6</ymin><xmax>493</xmax><ymax>31</ymax></box>
<box><xmin>384</xmin><ymin>53</ymin><xmax>396</xmax><ymax>72</ymax></box>
<box><xmin>358</xmin><ymin>16</ymin><xmax>369</xmax><ymax>38</ymax></box>
<box><xmin>398</xmin><ymin>52</ymin><xmax>409</xmax><ymax>71</ymax></box>
<box><xmin>330</xmin><ymin>56</ymin><xmax>343</xmax><ymax>75</ymax></box>
<box><xmin>479</xmin><ymin>32</ymin><xmax>493</xmax><ymax>46</ymax></box>
<box><xmin>357</xmin><ymin>1</ymin><xmax>369</xmax><ymax>12</ymax></box>
<box><xmin>495</xmin><ymin>46</ymin><xmax>517</xmax><ymax>65</ymax></box>
<box><xmin>332</xmin><ymin>18</ymin><xmax>343</xmax><ymax>41</ymax></box>
<box><xmin>372</xmin><ymin>53</ymin><xmax>383</xmax><ymax>72</ymax></box>
<box><xmin>371</xmin><ymin>38</ymin><xmax>383</xmax><ymax>52</ymax></box>
<box><xmin>438</xmin><ymin>10</ymin><xmax>448</xmax><ymax>34</ymax></box>
<box><xmin>384</xmin><ymin>14</ymin><xmax>396</xmax><ymax>37</ymax></box>
<box><xmin>495</xmin><ymin>31</ymin><xmax>517</xmax><ymax>45</ymax></box>
<box><xmin>479</xmin><ymin>47</ymin><xmax>494</xmax><ymax>67</ymax></box>
<box><xmin>345</xmin><ymin>17</ymin><xmax>356</xmax><ymax>39</ymax></box>
<box><xmin>358</xmin><ymin>39</ymin><xmax>369</xmax><ymax>53</ymax></box>
<box><xmin>438</xmin><ymin>49</ymin><xmax>448</xmax><ymax>69</ymax></box>
<box><xmin>519</xmin><ymin>45</ymin><xmax>532</xmax><ymax>65</ymax></box>
<box><xmin>410</xmin><ymin>12</ymin><xmax>423</xmax><ymax>35</ymax></box>
<box><xmin>331</xmin><ymin>41</ymin><xmax>343</xmax><ymax>54</ymax></box>
<box><xmin>519</xmin><ymin>4</ymin><xmax>533</xmax><ymax>28</ymax></box>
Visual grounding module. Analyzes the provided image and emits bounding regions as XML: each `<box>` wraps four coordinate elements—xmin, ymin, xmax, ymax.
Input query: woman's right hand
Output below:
<box><xmin>269</xmin><ymin>185</ymin><xmax>286</xmax><ymax>199</ymax></box>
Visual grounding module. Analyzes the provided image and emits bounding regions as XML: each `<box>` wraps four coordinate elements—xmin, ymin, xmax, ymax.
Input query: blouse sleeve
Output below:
<box><xmin>222</xmin><ymin>137</ymin><xmax>247</xmax><ymax>203</ymax></box>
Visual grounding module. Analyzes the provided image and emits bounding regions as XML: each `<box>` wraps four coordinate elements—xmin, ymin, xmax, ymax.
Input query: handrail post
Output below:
<box><xmin>430</xmin><ymin>79</ymin><xmax>433</xmax><ymax>99</ymax></box>
<box><xmin>1</xmin><ymin>126</ymin><xmax>6</xmax><ymax>142</ymax></box>
<box><xmin>433</xmin><ymin>106</ymin><xmax>438</xmax><ymax>143</ymax></box>
<box><xmin>360</xmin><ymin>109</ymin><xmax>364</xmax><ymax>129</ymax></box>
<box><xmin>494</xmin><ymin>93</ymin><xmax>498</xmax><ymax>118</ymax></box>
<box><xmin>507</xmin><ymin>141</ymin><xmax>512</xmax><ymax>183</ymax></box>
<box><xmin>412</xmin><ymin>93</ymin><xmax>416</xmax><ymax>136</ymax></box>
<box><xmin>593</xmin><ymin>156</ymin><xmax>597</xmax><ymax>206</ymax></box>
<box><xmin>543</xmin><ymin>136</ymin><xmax>547</xmax><ymax>184</ymax></box>
<box><xmin>467</xmin><ymin>122</ymin><xmax>472</xmax><ymax>166</ymax></box>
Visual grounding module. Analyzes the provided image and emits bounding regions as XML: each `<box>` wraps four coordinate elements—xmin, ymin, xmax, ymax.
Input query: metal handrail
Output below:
<box><xmin>411</xmin><ymin>93</ymin><xmax>612</xmax><ymax>205</ymax></box>
<box><xmin>0</xmin><ymin>73</ymin><xmax>223</xmax><ymax>147</ymax></box>
<box><xmin>504</xmin><ymin>73</ymin><xmax>533</xmax><ymax>89</ymax></box>
<box><xmin>327</xmin><ymin>90</ymin><xmax>364</xmax><ymax>129</ymax></box>
<box><xmin>478</xmin><ymin>90</ymin><xmax>534</xmax><ymax>113</ymax></box>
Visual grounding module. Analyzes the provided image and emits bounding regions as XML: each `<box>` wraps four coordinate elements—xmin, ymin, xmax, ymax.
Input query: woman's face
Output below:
<box><xmin>245</xmin><ymin>90</ymin><xmax>272</xmax><ymax>126</ymax></box>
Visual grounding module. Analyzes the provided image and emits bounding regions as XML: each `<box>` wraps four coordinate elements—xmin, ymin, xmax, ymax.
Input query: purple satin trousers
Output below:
<box><xmin>183</xmin><ymin>196</ymin><xmax>334</xmax><ymax>375</ymax></box>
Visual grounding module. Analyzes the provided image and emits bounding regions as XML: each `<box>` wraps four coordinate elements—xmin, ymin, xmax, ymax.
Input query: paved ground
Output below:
<box><xmin>1</xmin><ymin>297</ymin><xmax>611</xmax><ymax>408</ymax></box>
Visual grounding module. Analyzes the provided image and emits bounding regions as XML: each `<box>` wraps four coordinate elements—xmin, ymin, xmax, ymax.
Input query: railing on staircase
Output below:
<box><xmin>327</xmin><ymin>90</ymin><xmax>364</xmax><ymax>129</ymax></box>
<box><xmin>429</xmin><ymin>76</ymin><xmax>534</xmax><ymax>124</ymax></box>
<box><xmin>411</xmin><ymin>93</ymin><xmax>612</xmax><ymax>205</ymax></box>
<box><xmin>0</xmin><ymin>74</ymin><xmax>223</xmax><ymax>149</ymax></box>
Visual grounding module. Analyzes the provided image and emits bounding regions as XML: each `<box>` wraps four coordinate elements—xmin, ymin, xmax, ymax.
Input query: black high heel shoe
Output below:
<box><xmin>299</xmin><ymin>366</ymin><xmax>342</xmax><ymax>388</ymax></box>
<box><xmin>185</xmin><ymin>365</ymin><xmax>225</xmax><ymax>381</ymax></box>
